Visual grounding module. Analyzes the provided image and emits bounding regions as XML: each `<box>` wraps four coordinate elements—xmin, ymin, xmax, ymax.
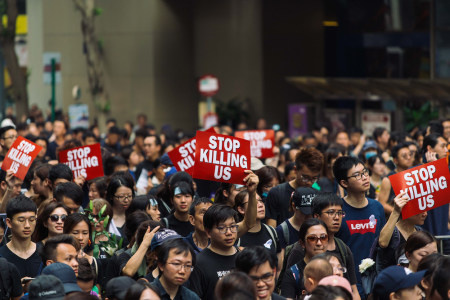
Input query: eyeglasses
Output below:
<box><xmin>322</xmin><ymin>210</ymin><xmax>345</xmax><ymax>218</ymax></box>
<box><xmin>49</xmin><ymin>214</ymin><xmax>67</xmax><ymax>222</ymax></box>
<box><xmin>249</xmin><ymin>272</ymin><xmax>274</xmax><ymax>283</ymax></box>
<box><xmin>167</xmin><ymin>262</ymin><xmax>193</xmax><ymax>272</ymax></box>
<box><xmin>298</xmin><ymin>174</ymin><xmax>319</xmax><ymax>184</ymax></box>
<box><xmin>2</xmin><ymin>135</ymin><xmax>18</xmax><ymax>140</ymax></box>
<box><xmin>216</xmin><ymin>224</ymin><xmax>239</xmax><ymax>234</ymax></box>
<box><xmin>333</xmin><ymin>266</ymin><xmax>347</xmax><ymax>274</ymax></box>
<box><xmin>346</xmin><ymin>169</ymin><xmax>369</xmax><ymax>180</ymax></box>
<box><xmin>306</xmin><ymin>234</ymin><xmax>328</xmax><ymax>244</ymax></box>
<box><xmin>14</xmin><ymin>217</ymin><xmax>37</xmax><ymax>224</ymax></box>
<box><xmin>114</xmin><ymin>194</ymin><xmax>133</xmax><ymax>201</ymax></box>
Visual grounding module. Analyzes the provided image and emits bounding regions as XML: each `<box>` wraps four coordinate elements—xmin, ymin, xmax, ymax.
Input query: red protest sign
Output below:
<box><xmin>235</xmin><ymin>130</ymin><xmax>275</xmax><ymax>158</ymax></box>
<box><xmin>168</xmin><ymin>137</ymin><xmax>196</xmax><ymax>176</ymax></box>
<box><xmin>1</xmin><ymin>136</ymin><xmax>42</xmax><ymax>180</ymax></box>
<box><xmin>193</xmin><ymin>130</ymin><xmax>250</xmax><ymax>184</ymax></box>
<box><xmin>59</xmin><ymin>143</ymin><xmax>104</xmax><ymax>181</ymax></box>
<box><xmin>389</xmin><ymin>158</ymin><xmax>450</xmax><ymax>219</ymax></box>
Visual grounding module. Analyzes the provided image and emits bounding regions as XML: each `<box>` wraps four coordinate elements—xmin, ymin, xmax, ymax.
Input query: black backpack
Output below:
<box><xmin>0</xmin><ymin>258</ymin><xmax>12</xmax><ymax>300</ymax></box>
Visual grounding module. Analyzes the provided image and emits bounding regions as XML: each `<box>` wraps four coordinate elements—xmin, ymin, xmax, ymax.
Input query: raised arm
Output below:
<box><xmin>378</xmin><ymin>191</ymin><xmax>408</xmax><ymax>248</ymax></box>
<box><xmin>237</xmin><ymin>170</ymin><xmax>259</xmax><ymax>237</ymax></box>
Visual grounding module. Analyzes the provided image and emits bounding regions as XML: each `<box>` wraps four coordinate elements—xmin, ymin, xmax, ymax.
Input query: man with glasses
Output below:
<box><xmin>0</xmin><ymin>195</ymin><xmax>43</xmax><ymax>280</ymax></box>
<box><xmin>378</xmin><ymin>143</ymin><xmax>414</xmax><ymax>215</ymax></box>
<box><xmin>235</xmin><ymin>246</ymin><xmax>285</xmax><ymax>300</ymax></box>
<box><xmin>333</xmin><ymin>156</ymin><xmax>385</xmax><ymax>300</ymax></box>
<box><xmin>266</xmin><ymin>147</ymin><xmax>323</xmax><ymax>227</ymax></box>
<box><xmin>0</xmin><ymin>125</ymin><xmax>18</xmax><ymax>162</ymax></box>
<box><xmin>152</xmin><ymin>238</ymin><xmax>199</xmax><ymax>300</ymax></box>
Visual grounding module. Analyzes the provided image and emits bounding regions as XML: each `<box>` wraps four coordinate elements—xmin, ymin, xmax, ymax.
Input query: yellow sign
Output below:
<box><xmin>2</xmin><ymin>15</ymin><xmax>27</xmax><ymax>35</ymax></box>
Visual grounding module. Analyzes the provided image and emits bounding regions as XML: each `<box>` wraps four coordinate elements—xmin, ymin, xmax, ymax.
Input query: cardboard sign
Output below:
<box><xmin>235</xmin><ymin>129</ymin><xmax>275</xmax><ymax>158</ymax></box>
<box><xmin>1</xmin><ymin>136</ymin><xmax>42</xmax><ymax>180</ymax></box>
<box><xmin>59</xmin><ymin>143</ymin><xmax>104</xmax><ymax>180</ymax></box>
<box><xmin>389</xmin><ymin>158</ymin><xmax>450</xmax><ymax>219</ymax></box>
<box><xmin>193</xmin><ymin>130</ymin><xmax>250</xmax><ymax>184</ymax></box>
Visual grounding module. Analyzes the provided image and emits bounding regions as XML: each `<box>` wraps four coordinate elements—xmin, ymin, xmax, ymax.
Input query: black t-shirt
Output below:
<box><xmin>280</xmin><ymin>259</ymin><xmax>307</xmax><ymax>299</ymax></box>
<box><xmin>189</xmin><ymin>247</ymin><xmax>238</xmax><ymax>300</ymax></box>
<box><xmin>164</xmin><ymin>214</ymin><xmax>194</xmax><ymax>237</ymax></box>
<box><xmin>0</xmin><ymin>243</ymin><xmax>42</xmax><ymax>278</ymax></box>
<box><xmin>135</xmin><ymin>159</ymin><xmax>155</xmax><ymax>181</ymax></box>
<box><xmin>238</xmin><ymin>224</ymin><xmax>281</xmax><ymax>255</ymax></box>
<box><xmin>265</xmin><ymin>182</ymin><xmax>295</xmax><ymax>225</ymax></box>
<box><xmin>0</xmin><ymin>258</ymin><xmax>23</xmax><ymax>298</ymax></box>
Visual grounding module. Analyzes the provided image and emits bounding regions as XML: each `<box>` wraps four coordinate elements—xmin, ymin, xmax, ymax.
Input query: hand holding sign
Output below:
<box><xmin>1</xmin><ymin>136</ymin><xmax>42</xmax><ymax>180</ymax></box>
<box><xmin>244</xmin><ymin>170</ymin><xmax>259</xmax><ymax>194</ymax></box>
<box><xmin>392</xmin><ymin>191</ymin><xmax>409</xmax><ymax>215</ymax></box>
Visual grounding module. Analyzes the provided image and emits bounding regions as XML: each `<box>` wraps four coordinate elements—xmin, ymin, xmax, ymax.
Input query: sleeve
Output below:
<box><xmin>276</xmin><ymin>225</ymin><xmax>287</xmax><ymax>249</ymax></box>
<box><xmin>280</xmin><ymin>267</ymin><xmax>301</xmax><ymax>299</ymax></box>
<box><xmin>117</xmin><ymin>252</ymin><xmax>132</xmax><ymax>275</ymax></box>
<box><xmin>9</xmin><ymin>263</ymin><xmax>23</xmax><ymax>298</ymax></box>
<box><xmin>344</xmin><ymin>246</ymin><xmax>357</xmax><ymax>285</ymax></box>
<box><xmin>265</xmin><ymin>189</ymin><xmax>280</xmax><ymax>221</ymax></box>
<box><xmin>188</xmin><ymin>266</ymin><xmax>206</xmax><ymax>299</ymax></box>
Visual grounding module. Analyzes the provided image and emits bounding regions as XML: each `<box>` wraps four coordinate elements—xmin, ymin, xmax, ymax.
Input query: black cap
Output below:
<box><xmin>292</xmin><ymin>187</ymin><xmax>317</xmax><ymax>215</ymax></box>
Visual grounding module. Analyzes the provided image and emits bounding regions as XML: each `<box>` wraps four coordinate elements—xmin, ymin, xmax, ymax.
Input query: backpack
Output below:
<box><xmin>236</xmin><ymin>223</ymin><xmax>278</xmax><ymax>250</ymax></box>
<box><xmin>275</xmin><ymin>242</ymin><xmax>296</xmax><ymax>294</ymax></box>
<box><xmin>280</xmin><ymin>221</ymin><xmax>290</xmax><ymax>246</ymax></box>
<box><xmin>0</xmin><ymin>258</ymin><xmax>12</xmax><ymax>300</ymax></box>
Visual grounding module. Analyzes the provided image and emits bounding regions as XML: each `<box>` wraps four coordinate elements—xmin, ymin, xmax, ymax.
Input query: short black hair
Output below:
<box><xmin>373</xmin><ymin>127</ymin><xmax>387</xmax><ymax>142</ymax></box>
<box><xmin>40</xmin><ymin>234</ymin><xmax>79</xmax><ymax>264</ymax></box>
<box><xmin>156</xmin><ymin>238</ymin><xmax>196</xmax><ymax>268</ymax></box>
<box><xmin>422</xmin><ymin>133</ymin><xmax>444</xmax><ymax>154</ymax></box>
<box><xmin>299</xmin><ymin>218</ymin><xmax>328</xmax><ymax>243</ymax></box>
<box><xmin>125</xmin><ymin>282</ymin><xmax>160</xmax><ymax>300</ymax></box>
<box><xmin>49</xmin><ymin>163</ymin><xmax>73</xmax><ymax>184</ymax></box>
<box><xmin>391</xmin><ymin>142</ymin><xmax>410</xmax><ymax>160</ymax></box>
<box><xmin>312</xmin><ymin>193</ymin><xmax>343</xmax><ymax>216</ymax></box>
<box><xmin>54</xmin><ymin>182</ymin><xmax>84</xmax><ymax>206</ymax></box>
<box><xmin>82</xmin><ymin>131</ymin><xmax>97</xmax><ymax>142</ymax></box>
<box><xmin>170</xmin><ymin>181</ymin><xmax>194</xmax><ymax>199</ymax></box>
<box><xmin>104</xmin><ymin>156</ymin><xmax>128</xmax><ymax>176</ymax></box>
<box><xmin>6</xmin><ymin>194</ymin><xmax>37</xmax><ymax>219</ymax></box>
<box><xmin>123</xmin><ymin>211</ymin><xmax>151</xmax><ymax>243</ymax></box>
<box><xmin>333</xmin><ymin>156</ymin><xmax>364</xmax><ymax>188</ymax></box>
<box><xmin>235</xmin><ymin>246</ymin><xmax>277</xmax><ymax>273</ymax></box>
<box><xmin>126</xmin><ymin>194</ymin><xmax>159</xmax><ymax>217</ymax></box>
<box><xmin>203</xmin><ymin>204</ymin><xmax>239</xmax><ymax>231</ymax></box>
<box><xmin>189</xmin><ymin>197</ymin><xmax>213</xmax><ymax>216</ymax></box>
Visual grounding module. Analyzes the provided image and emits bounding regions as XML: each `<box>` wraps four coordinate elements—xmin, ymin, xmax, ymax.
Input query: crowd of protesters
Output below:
<box><xmin>0</xmin><ymin>107</ymin><xmax>448</xmax><ymax>300</ymax></box>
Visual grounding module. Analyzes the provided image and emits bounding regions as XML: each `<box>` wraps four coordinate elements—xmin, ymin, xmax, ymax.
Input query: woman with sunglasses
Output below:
<box><xmin>280</xmin><ymin>218</ymin><xmax>329</xmax><ymax>299</ymax></box>
<box><xmin>32</xmin><ymin>200</ymin><xmax>69</xmax><ymax>245</ymax></box>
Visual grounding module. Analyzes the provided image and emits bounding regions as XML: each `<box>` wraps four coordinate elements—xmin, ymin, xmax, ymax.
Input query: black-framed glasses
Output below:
<box><xmin>298</xmin><ymin>174</ymin><xmax>319</xmax><ymax>183</ymax></box>
<box><xmin>167</xmin><ymin>262</ymin><xmax>193</xmax><ymax>272</ymax></box>
<box><xmin>306</xmin><ymin>234</ymin><xmax>328</xmax><ymax>244</ymax></box>
<box><xmin>346</xmin><ymin>169</ymin><xmax>369</xmax><ymax>180</ymax></box>
<box><xmin>49</xmin><ymin>214</ymin><xmax>67</xmax><ymax>222</ymax></box>
<box><xmin>2</xmin><ymin>135</ymin><xmax>18</xmax><ymax>140</ymax></box>
<box><xmin>249</xmin><ymin>272</ymin><xmax>274</xmax><ymax>283</ymax></box>
<box><xmin>322</xmin><ymin>210</ymin><xmax>345</xmax><ymax>218</ymax></box>
<box><xmin>114</xmin><ymin>194</ymin><xmax>133</xmax><ymax>201</ymax></box>
<box><xmin>216</xmin><ymin>225</ymin><xmax>239</xmax><ymax>234</ymax></box>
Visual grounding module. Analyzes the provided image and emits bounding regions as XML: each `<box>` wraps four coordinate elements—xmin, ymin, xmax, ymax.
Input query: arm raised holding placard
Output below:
<box><xmin>237</xmin><ymin>170</ymin><xmax>259</xmax><ymax>237</ymax></box>
<box><xmin>0</xmin><ymin>170</ymin><xmax>19</xmax><ymax>213</ymax></box>
<box><xmin>378</xmin><ymin>191</ymin><xmax>408</xmax><ymax>248</ymax></box>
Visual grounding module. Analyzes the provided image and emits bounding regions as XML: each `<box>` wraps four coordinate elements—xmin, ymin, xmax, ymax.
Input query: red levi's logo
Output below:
<box><xmin>346</xmin><ymin>217</ymin><xmax>377</xmax><ymax>235</ymax></box>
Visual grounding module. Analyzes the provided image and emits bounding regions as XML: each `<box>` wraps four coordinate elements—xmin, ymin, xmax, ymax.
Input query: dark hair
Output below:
<box><xmin>156</xmin><ymin>238</ymin><xmax>196</xmax><ymax>268</ymax></box>
<box><xmin>295</xmin><ymin>147</ymin><xmax>324</xmax><ymax>173</ymax></box>
<box><xmin>6</xmin><ymin>194</ymin><xmax>37</xmax><ymax>219</ymax></box>
<box><xmin>391</xmin><ymin>142</ymin><xmax>410</xmax><ymax>159</ymax></box>
<box><xmin>135</xmin><ymin>128</ymin><xmax>149</xmax><ymax>138</ymax></box>
<box><xmin>32</xmin><ymin>201</ymin><xmax>69</xmax><ymax>242</ymax></box>
<box><xmin>63</xmin><ymin>213</ymin><xmax>92</xmax><ymax>251</ymax></box>
<box><xmin>422</xmin><ymin>133</ymin><xmax>444</xmax><ymax>154</ymax></box>
<box><xmin>299</xmin><ymin>218</ymin><xmax>328</xmax><ymax>244</ymax></box>
<box><xmin>309</xmin><ymin>284</ymin><xmax>352</xmax><ymax>300</ymax></box>
<box><xmin>77</xmin><ymin>257</ymin><xmax>95</xmax><ymax>282</ymax></box>
<box><xmin>366</xmin><ymin>154</ymin><xmax>385</xmax><ymax>170</ymax></box>
<box><xmin>124</xmin><ymin>211</ymin><xmax>151</xmax><ymax>244</ymax></box>
<box><xmin>135</xmin><ymin>220</ymin><xmax>163</xmax><ymax>247</ymax></box>
<box><xmin>189</xmin><ymin>197</ymin><xmax>213</xmax><ymax>216</ymax></box>
<box><xmin>64</xmin><ymin>292</ymin><xmax>98</xmax><ymax>300</ymax></box>
<box><xmin>312</xmin><ymin>252</ymin><xmax>344</xmax><ymax>267</ymax></box>
<box><xmin>427</xmin><ymin>120</ymin><xmax>444</xmax><ymax>136</ymax></box>
<box><xmin>417</xmin><ymin>252</ymin><xmax>443</xmax><ymax>292</ymax></box>
<box><xmin>235</xmin><ymin>246</ymin><xmax>277</xmax><ymax>273</ymax></box>
<box><xmin>146</xmin><ymin>134</ymin><xmax>162</xmax><ymax>146</ymax></box>
<box><xmin>430</xmin><ymin>256</ymin><xmax>450</xmax><ymax>299</ymax></box>
<box><xmin>104</xmin><ymin>156</ymin><xmax>129</xmax><ymax>176</ymax></box>
<box><xmin>254</xmin><ymin>166</ymin><xmax>281</xmax><ymax>196</ymax></box>
<box><xmin>126</xmin><ymin>195</ymin><xmax>158</xmax><ymax>217</ymax></box>
<box><xmin>284</xmin><ymin>162</ymin><xmax>295</xmax><ymax>178</ymax></box>
<box><xmin>322</xmin><ymin>147</ymin><xmax>345</xmax><ymax>178</ymax></box>
<box><xmin>404</xmin><ymin>230</ymin><xmax>437</xmax><ymax>257</ymax></box>
<box><xmin>105</xmin><ymin>171</ymin><xmax>135</xmax><ymax>206</ymax></box>
<box><xmin>203</xmin><ymin>204</ymin><xmax>239</xmax><ymax>231</ymax></box>
<box><xmin>82</xmin><ymin>131</ymin><xmax>97</xmax><ymax>143</ymax></box>
<box><xmin>333</xmin><ymin>156</ymin><xmax>364</xmax><ymax>187</ymax></box>
<box><xmin>49</xmin><ymin>163</ymin><xmax>73</xmax><ymax>184</ymax></box>
<box><xmin>373</xmin><ymin>127</ymin><xmax>387</xmax><ymax>142</ymax></box>
<box><xmin>124</xmin><ymin>281</ymin><xmax>160</xmax><ymax>300</ymax></box>
<box><xmin>214</xmin><ymin>271</ymin><xmax>257</xmax><ymax>300</ymax></box>
<box><xmin>34</xmin><ymin>163</ymin><xmax>51</xmax><ymax>182</ymax></box>
<box><xmin>88</xmin><ymin>177</ymin><xmax>107</xmax><ymax>199</ymax></box>
<box><xmin>215</xmin><ymin>183</ymin><xmax>233</xmax><ymax>205</ymax></box>
<box><xmin>170</xmin><ymin>181</ymin><xmax>194</xmax><ymax>199</ymax></box>
<box><xmin>40</xmin><ymin>234</ymin><xmax>80</xmax><ymax>264</ymax></box>
<box><xmin>312</xmin><ymin>193</ymin><xmax>343</xmax><ymax>216</ymax></box>
<box><xmin>54</xmin><ymin>181</ymin><xmax>84</xmax><ymax>206</ymax></box>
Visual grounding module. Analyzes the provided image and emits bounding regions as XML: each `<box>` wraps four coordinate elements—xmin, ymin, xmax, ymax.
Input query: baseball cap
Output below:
<box><xmin>28</xmin><ymin>275</ymin><xmax>65</xmax><ymax>300</ymax></box>
<box><xmin>41</xmin><ymin>263</ymin><xmax>82</xmax><ymax>294</ymax></box>
<box><xmin>105</xmin><ymin>276</ymin><xmax>136</xmax><ymax>300</ymax></box>
<box><xmin>150</xmin><ymin>228</ymin><xmax>182</xmax><ymax>251</ymax></box>
<box><xmin>318</xmin><ymin>275</ymin><xmax>353</xmax><ymax>298</ymax></box>
<box><xmin>373</xmin><ymin>266</ymin><xmax>426</xmax><ymax>300</ymax></box>
<box><xmin>362</xmin><ymin>140</ymin><xmax>378</xmax><ymax>151</ymax></box>
<box><xmin>292</xmin><ymin>187</ymin><xmax>317</xmax><ymax>215</ymax></box>
<box><xmin>251</xmin><ymin>157</ymin><xmax>265</xmax><ymax>171</ymax></box>
<box><xmin>160</xmin><ymin>153</ymin><xmax>173</xmax><ymax>166</ymax></box>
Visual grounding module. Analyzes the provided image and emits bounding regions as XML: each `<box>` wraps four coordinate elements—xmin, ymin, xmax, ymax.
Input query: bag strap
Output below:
<box><xmin>163</xmin><ymin>217</ymin><xmax>169</xmax><ymax>228</ymax></box>
<box><xmin>262</xmin><ymin>223</ymin><xmax>278</xmax><ymax>250</ymax></box>
<box><xmin>290</xmin><ymin>264</ymin><xmax>301</xmax><ymax>286</ymax></box>
<box><xmin>334</xmin><ymin>237</ymin><xmax>347</xmax><ymax>266</ymax></box>
<box><xmin>280</xmin><ymin>221</ymin><xmax>289</xmax><ymax>247</ymax></box>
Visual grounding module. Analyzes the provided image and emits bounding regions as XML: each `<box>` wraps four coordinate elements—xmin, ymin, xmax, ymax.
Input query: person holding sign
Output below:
<box><xmin>376</xmin><ymin>191</ymin><xmax>428</xmax><ymax>271</ymax></box>
<box><xmin>0</xmin><ymin>169</ymin><xmax>23</xmax><ymax>213</ymax></box>
<box><xmin>0</xmin><ymin>125</ymin><xmax>18</xmax><ymax>162</ymax></box>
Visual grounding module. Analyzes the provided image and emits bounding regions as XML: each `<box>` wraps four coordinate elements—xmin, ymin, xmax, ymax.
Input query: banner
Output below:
<box><xmin>1</xmin><ymin>136</ymin><xmax>42</xmax><ymax>180</ymax></box>
<box><xmin>235</xmin><ymin>129</ymin><xmax>274</xmax><ymax>158</ymax></box>
<box><xmin>389</xmin><ymin>158</ymin><xmax>450</xmax><ymax>219</ymax></box>
<box><xmin>193</xmin><ymin>130</ymin><xmax>250</xmax><ymax>184</ymax></box>
<box><xmin>59</xmin><ymin>143</ymin><xmax>104</xmax><ymax>181</ymax></box>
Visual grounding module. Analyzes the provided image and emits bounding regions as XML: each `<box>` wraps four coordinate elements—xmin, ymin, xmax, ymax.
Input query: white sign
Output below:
<box><xmin>361</xmin><ymin>111</ymin><xmax>391</xmax><ymax>136</ymax></box>
<box><xmin>69</xmin><ymin>104</ymin><xmax>89</xmax><ymax>129</ymax></box>
<box><xmin>43</xmin><ymin>52</ymin><xmax>61</xmax><ymax>84</ymax></box>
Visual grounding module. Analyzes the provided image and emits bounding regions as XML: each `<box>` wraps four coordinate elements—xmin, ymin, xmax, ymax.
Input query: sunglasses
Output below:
<box><xmin>49</xmin><ymin>214</ymin><xmax>67</xmax><ymax>222</ymax></box>
<box><xmin>306</xmin><ymin>234</ymin><xmax>328</xmax><ymax>244</ymax></box>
